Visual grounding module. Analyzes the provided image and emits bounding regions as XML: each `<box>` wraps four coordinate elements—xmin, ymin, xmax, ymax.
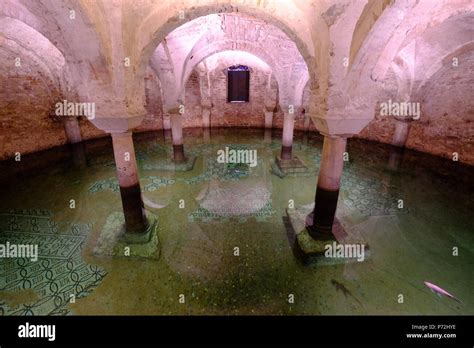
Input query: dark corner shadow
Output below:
<box><xmin>282</xmin><ymin>215</ymin><xmax>306</xmax><ymax>264</ymax></box>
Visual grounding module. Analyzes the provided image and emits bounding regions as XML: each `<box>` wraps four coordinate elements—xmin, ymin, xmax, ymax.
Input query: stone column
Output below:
<box><xmin>387</xmin><ymin>146</ymin><xmax>404</xmax><ymax>171</ymax></box>
<box><xmin>203</xmin><ymin>128</ymin><xmax>211</xmax><ymax>144</ymax></box>
<box><xmin>387</xmin><ymin>119</ymin><xmax>411</xmax><ymax>171</ymax></box>
<box><xmin>264</xmin><ymin>110</ymin><xmax>273</xmax><ymax>129</ymax></box>
<box><xmin>111</xmin><ymin>132</ymin><xmax>148</xmax><ymax>234</ymax></box>
<box><xmin>303</xmin><ymin>114</ymin><xmax>311</xmax><ymax>131</ymax></box>
<box><xmin>63</xmin><ymin>117</ymin><xmax>86</xmax><ymax>167</ymax></box>
<box><xmin>306</xmin><ymin>135</ymin><xmax>347</xmax><ymax>240</ymax></box>
<box><xmin>63</xmin><ymin>117</ymin><xmax>82</xmax><ymax>144</ymax></box>
<box><xmin>163</xmin><ymin>113</ymin><xmax>171</xmax><ymax>131</ymax></box>
<box><xmin>264</xmin><ymin>128</ymin><xmax>272</xmax><ymax>143</ymax></box>
<box><xmin>170</xmin><ymin>112</ymin><xmax>186</xmax><ymax>163</ymax></box>
<box><xmin>280</xmin><ymin>112</ymin><xmax>295</xmax><ymax>160</ymax></box>
<box><xmin>391</xmin><ymin>119</ymin><xmax>411</xmax><ymax>147</ymax></box>
<box><xmin>162</xmin><ymin>113</ymin><xmax>172</xmax><ymax>140</ymax></box>
<box><xmin>202</xmin><ymin>106</ymin><xmax>211</xmax><ymax>128</ymax></box>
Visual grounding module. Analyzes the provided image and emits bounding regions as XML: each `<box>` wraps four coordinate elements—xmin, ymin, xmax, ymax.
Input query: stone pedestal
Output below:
<box><xmin>173</xmin><ymin>144</ymin><xmax>186</xmax><ymax>163</ymax></box>
<box><xmin>274</xmin><ymin>155</ymin><xmax>308</xmax><ymax>175</ymax></box>
<box><xmin>287</xmin><ymin>204</ymin><xmax>370</xmax><ymax>266</ymax></box>
<box><xmin>94</xmin><ymin>211</ymin><xmax>160</xmax><ymax>259</ymax></box>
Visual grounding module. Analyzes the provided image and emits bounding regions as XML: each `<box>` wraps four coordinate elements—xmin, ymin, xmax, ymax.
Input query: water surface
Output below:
<box><xmin>0</xmin><ymin>128</ymin><xmax>472</xmax><ymax>315</ymax></box>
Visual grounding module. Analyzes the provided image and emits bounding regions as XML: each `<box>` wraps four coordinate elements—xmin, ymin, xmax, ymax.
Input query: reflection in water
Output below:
<box><xmin>198</xmin><ymin>181</ymin><xmax>271</xmax><ymax>217</ymax></box>
<box><xmin>70</xmin><ymin>142</ymin><xmax>87</xmax><ymax>169</ymax></box>
<box><xmin>0</xmin><ymin>128</ymin><xmax>472</xmax><ymax>315</ymax></box>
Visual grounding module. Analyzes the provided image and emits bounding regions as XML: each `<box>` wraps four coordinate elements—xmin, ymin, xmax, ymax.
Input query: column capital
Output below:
<box><xmin>311</xmin><ymin>115</ymin><xmax>372</xmax><ymax>137</ymax></box>
<box><xmin>91</xmin><ymin>114</ymin><xmax>145</xmax><ymax>133</ymax></box>
<box><xmin>264</xmin><ymin>106</ymin><xmax>275</xmax><ymax>113</ymax></box>
<box><xmin>164</xmin><ymin>102</ymin><xmax>184</xmax><ymax>115</ymax></box>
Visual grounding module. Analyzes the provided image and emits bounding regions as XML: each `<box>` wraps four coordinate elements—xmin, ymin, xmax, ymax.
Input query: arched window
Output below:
<box><xmin>227</xmin><ymin>65</ymin><xmax>249</xmax><ymax>103</ymax></box>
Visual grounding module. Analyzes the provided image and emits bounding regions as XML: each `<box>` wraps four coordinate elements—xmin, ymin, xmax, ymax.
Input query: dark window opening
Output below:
<box><xmin>227</xmin><ymin>65</ymin><xmax>249</xmax><ymax>103</ymax></box>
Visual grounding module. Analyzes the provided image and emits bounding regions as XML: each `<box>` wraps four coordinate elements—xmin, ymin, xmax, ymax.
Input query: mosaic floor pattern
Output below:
<box><xmin>0</xmin><ymin>210</ymin><xmax>107</xmax><ymax>315</ymax></box>
<box><xmin>88</xmin><ymin>141</ymin><xmax>409</xmax><ymax>219</ymax></box>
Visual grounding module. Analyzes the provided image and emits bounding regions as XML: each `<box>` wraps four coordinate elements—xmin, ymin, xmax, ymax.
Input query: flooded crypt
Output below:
<box><xmin>0</xmin><ymin>0</ymin><xmax>473</xmax><ymax>316</ymax></box>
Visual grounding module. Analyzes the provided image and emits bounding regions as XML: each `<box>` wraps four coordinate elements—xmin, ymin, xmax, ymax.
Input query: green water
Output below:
<box><xmin>0</xmin><ymin>128</ymin><xmax>473</xmax><ymax>315</ymax></box>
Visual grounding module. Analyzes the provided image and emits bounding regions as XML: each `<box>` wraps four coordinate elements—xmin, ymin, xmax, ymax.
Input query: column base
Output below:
<box><xmin>305</xmin><ymin>211</ymin><xmax>337</xmax><ymax>240</ymax></box>
<box><xmin>163</xmin><ymin>129</ymin><xmax>172</xmax><ymax>140</ymax></box>
<box><xmin>387</xmin><ymin>146</ymin><xmax>405</xmax><ymax>172</ymax></box>
<box><xmin>173</xmin><ymin>144</ymin><xmax>186</xmax><ymax>163</ymax></box>
<box><xmin>307</xmin><ymin>185</ymin><xmax>341</xmax><ymax>240</ymax></box>
<box><xmin>203</xmin><ymin>128</ymin><xmax>211</xmax><ymax>143</ymax></box>
<box><xmin>143</xmin><ymin>155</ymin><xmax>197</xmax><ymax>172</ymax></box>
<box><xmin>93</xmin><ymin>211</ymin><xmax>160</xmax><ymax>259</ymax></box>
<box><xmin>280</xmin><ymin>145</ymin><xmax>292</xmax><ymax>160</ymax></box>
<box><xmin>119</xmin><ymin>184</ymin><xmax>148</xmax><ymax>234</ymax></box>
<box><xmin>286</xmin><ymin>205</ymin><xmax>370</xmax><ymax>266</ymax></box>
<box><xmin>263</xmin><ymin>129</ymin><xmax>272</xmax><ymax>143</ymax></box>
<box><xmin>273</xmin><ymin>155</ymin><xmax>309</xmax><ymax>176</ymax></box>
<box><xmin>69</xmin><ymin>142</ymin><xmax>87</xmax><ymax>168</ymax></box>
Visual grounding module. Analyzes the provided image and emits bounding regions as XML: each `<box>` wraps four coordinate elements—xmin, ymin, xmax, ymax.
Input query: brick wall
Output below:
<box><xmin>0</xmin><ymin>64</ymin><xmax>471</xmax><ymax>165</ymax></box>
<box><xmin>0</xmin><ymin>73</ymin><xmax>66</xmax><ymax>161</ymax></box>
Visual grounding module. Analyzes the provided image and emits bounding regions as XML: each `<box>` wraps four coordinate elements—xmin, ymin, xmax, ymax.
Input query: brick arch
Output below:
<box><xmin>0</xmin><ymin>17</ymin><xmax>67</xmax><ymax>100</ymax></box>
<box><xmin>133</xmin><ymin>2</ymin><xmax>318</xmax><ymax>104</ymax></box>
<box><xmin>179</xmin><ymin>40</ymin><xmax>282</xmax><ymax>99</ymax></box>
<box><xmin>319</xmin><ymin>1</ymin><xmax>473</xmax><ymax>135</ymax></box>
<box><xmin>1</xmin><ymin>0</ymin><xmax>111</xmax><ymax>101</ymax></box>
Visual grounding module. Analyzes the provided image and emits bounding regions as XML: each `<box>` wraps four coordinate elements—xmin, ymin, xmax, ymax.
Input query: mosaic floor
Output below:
<box><xmin>0</xmin><ymin>210</ymin><xmax>106</xmax><ymax>315</ymax></box>
<box><xmin>0</xmin><ymin>129</ymin><xmax>472</xmax><ymax>315</ymax></box>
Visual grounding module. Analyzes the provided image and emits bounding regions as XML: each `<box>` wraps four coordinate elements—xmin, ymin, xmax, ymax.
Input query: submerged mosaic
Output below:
<box><xmin>0</xmin><ymin>210</ymin><xmax>106</xmax><ymax>315</ymax></box>
<box><xmin>88</xmin><ymin>141</ymin><xmax>408</xmax><ymax>218</ymax></box>
<box><xmin>0</xmin><ymin>130</ymin><xmax>472</xmax><ymax>316</ymax></box>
